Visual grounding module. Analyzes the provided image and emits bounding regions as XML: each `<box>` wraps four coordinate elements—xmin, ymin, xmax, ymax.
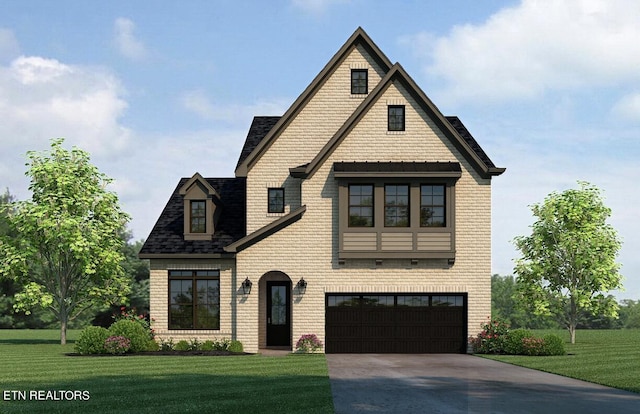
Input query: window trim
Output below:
<box><xmin>267</xmin><ymin>188</ymin><xmax>285</xmax><ymax>214</ymax></box>
<box><xmin>351</xmin><ymin>69</ymin><xmax>368</xmax><ymax>95</ymax></box>
<box><xmin>168</xmin><ymin>270</ymin><xmax>220</xmax><ymax>330</ymax></box>
<box><xmin>388</xmin><ymin>105</ymin><xmax>405</xmax><ymax>131</ymax></box>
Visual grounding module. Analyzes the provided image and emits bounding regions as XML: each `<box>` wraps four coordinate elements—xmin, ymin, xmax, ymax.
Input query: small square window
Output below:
<box><xmin>351</xmin><ymin>69</ymin><xmax>368</xmax><ymax>94</ymax></box>
<box><xmin>388</xmin><ymin>105</ymin><xmax>405</xmax><ymax>131</ymax></box>
<box><xmin>268</xmin><ymin>188</ymin><xmax>285</xmax><ymax>213</ymax></box>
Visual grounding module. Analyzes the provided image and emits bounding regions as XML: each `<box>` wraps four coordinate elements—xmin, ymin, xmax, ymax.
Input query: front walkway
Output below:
<box><xmin>326</xmin><ymin>354</ymin><xmax>640</xmax><ymax>414</ymax></box>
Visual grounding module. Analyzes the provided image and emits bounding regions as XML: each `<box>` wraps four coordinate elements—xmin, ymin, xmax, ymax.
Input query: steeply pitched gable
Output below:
<box><xmin>235</xmin><ymin>27</ymin><xmax>393</xmax><ymax>177</ymax></box>
<box><xmin>289</xmin><ymin>63</ymin><xmax>505</xmax><ymax>180</ymax></box>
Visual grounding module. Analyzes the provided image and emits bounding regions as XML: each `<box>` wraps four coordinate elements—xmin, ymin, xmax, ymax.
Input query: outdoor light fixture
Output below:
<box><xmin>241</xmin><ymin>277</ymin><xmax>252</xmax><ymax>295</ymax></box>
<box><xmin>296</xmin><ymin>277</ymin><xmax>307</xmax><ymax>294</ymax></box>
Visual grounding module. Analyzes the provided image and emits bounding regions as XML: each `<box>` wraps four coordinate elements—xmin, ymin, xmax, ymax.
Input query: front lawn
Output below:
<box><xmin>480</xmin><ymin>329</ymin><xmax>640</xmax><ymax>393</ymax></box>
<box><xmin>0</xmin><ymin>330</ymin><xmax>334</xmax><ymax>414</ymax></box>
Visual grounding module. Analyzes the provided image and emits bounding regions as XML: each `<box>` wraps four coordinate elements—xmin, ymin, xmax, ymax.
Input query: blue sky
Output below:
<box><xmin>1</xmin><ymin>0</ymin><xmax>638</xmax><ymax>299</ymax></box>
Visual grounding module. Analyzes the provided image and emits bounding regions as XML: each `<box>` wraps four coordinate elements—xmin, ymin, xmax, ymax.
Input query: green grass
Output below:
<box><xmin>480</xmin><ymin>329</ymin><xmax>640</xmax><ymax>393</ymax></box>
<box><xmin>0</xmin><ymin>330</ymin><xmax>334</xmax><ymax>414</ymax></box>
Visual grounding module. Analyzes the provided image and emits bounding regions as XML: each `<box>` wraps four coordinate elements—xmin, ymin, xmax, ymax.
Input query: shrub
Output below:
<box><xmin>295</xmin><ymin>334</ymin><xmax>323</xmax><ymax>353</ymax></box>
<box><xmin>201</xmin><ymin>340</ymin><xmax>215</xmax><ymax>351</ymax></box>
<box><xmin>145</xmin><ymin>339</ymin><xmax>160</xmax><ymax>352</ymax></box>
<box><xmin>174</xmin><ymin>340</ymin><xmax>190</xmax><ymax>351</ymax></box>
<box><xmin>108</xmin><ymin>319</ymin><xmax>149</xmax><ymax>353</ymax></box>
<box><xmin>159</xmin><ymin>338</ymin><xmax>174</xmax><ymax>351</ymax></box>
<box><xmin>469</xmin><ymin>318</ymin><xmax>509</xmax><ymax>354</ymax></box>
<box><xmin>104</xmin><ymin>336</ymin><xmax>131</xmax><ymax>355</ymax></box>
<box><xmin>75</xmin><ymin>326</ymin><xmax>110</xmax><ymax>355</ymax></box>
<box><xmin>228</xmin><ymin>340</ymin><xmax>243</xmax><ymax>353</ymax></box>
<box><xmin>542</xmin><ymin>334</ymin><xmax>566</xmax><ymax>356</ymax></box>
<box><xmin>113</xmin><ymin>306</ymin><xmax>154</xmax><ymax>339</ymax></box>
<box><xmin>521</xmin><ymin>337</ymin><xmax>546</xmax><ymax>356</ymax></box>
<box><xmin>503</xmin><ymin>329</ymin><xmax>534</xmax><ymax>355</ymax></box>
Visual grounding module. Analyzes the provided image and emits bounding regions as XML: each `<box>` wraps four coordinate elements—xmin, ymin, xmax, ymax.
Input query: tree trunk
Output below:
<box><xmin>569</xmin><ymin>324</ymin><xmax>576</xmax><ymax>344</ymax></box>
<box><xmin>60</xmin><ymin>304</ymin><xmax>68</xmax><ymax>345</ymax></box>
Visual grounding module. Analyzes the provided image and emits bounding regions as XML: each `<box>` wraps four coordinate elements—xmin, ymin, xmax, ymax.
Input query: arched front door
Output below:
<box><xmin>266</xmin><ymin>281</ymin><xmax>291</xmax><ymax>346</ymax></box>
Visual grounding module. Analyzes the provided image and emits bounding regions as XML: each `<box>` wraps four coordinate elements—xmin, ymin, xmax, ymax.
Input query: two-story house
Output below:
<box><xmin>139</xmin><ymin>27</ymin><xmax>504</xmax><ymax>354</ymax></box>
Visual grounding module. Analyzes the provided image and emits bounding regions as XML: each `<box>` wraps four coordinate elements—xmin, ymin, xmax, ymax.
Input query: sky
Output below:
<box><xmin>1</xmin><ymin>0</ymin><xmax>638</xmax><ymax>299</ymax></box>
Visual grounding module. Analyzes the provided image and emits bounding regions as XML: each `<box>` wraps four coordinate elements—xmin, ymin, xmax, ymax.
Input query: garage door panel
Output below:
<box><xmin>326</xmin><ymin>293</ymin><xmax>466</xmax><ymax>354</ymax></box>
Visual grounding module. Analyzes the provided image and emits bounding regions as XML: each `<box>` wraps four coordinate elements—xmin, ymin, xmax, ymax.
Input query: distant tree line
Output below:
<box><xmin>492</xmin><ymin>274</ymin><xmax>640</xmax><ymax>330</ymax></box>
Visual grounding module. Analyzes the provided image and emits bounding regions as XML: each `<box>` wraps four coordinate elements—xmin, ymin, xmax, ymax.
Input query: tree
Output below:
<box><xmin>513</xmin><ymin>182</ymin><xmax>622</xmax><ymax>344</ymax></box>
<box><xmin>0</xmin><ymin>139</ymin><xmax>130</xmax><ymax>344</ymax></box>
<box><xmin>491</xmin><ymin>274</ymin><xmax>558</xmax><ymax>329</ymax></box>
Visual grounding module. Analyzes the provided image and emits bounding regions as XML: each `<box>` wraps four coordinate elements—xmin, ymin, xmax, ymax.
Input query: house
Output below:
<box><xmin>139</xmin><ymin>27</ymin><xmax>504</xmax><ymax>354</ymax></box>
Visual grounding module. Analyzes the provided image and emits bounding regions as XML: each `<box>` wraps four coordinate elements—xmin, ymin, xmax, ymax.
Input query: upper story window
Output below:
<box><xmin>190</xmin><ymin>200</ymin><xmax>206</xmax><ymax>233</ymax></box>
<box><xmin>169</xmin><ymin>270</ymin><xmax>220</xmax><ymax>330</ymax></box>
<box><xmin>421</xmin><ymin>185</ymin><xmax>445</xmax><ymax>227</ymax></box>
<box><xmin>351</xmin><ymin>69</ymin><xmax>368</xmax><ymax>94</ymax></box>
<box><xmin>268</xmin><ymin>188</ymin><xmax>285</xmax><ymax>213</ymax></box>
<box><xmin>348</xmin><ymin>184</ymin><xmax>374</xmax><ymax>227</ymax></box>
<box><xmin>384</xmin><ymin>185</ymin><xmax>409</xmax><ymax>227</ymax></box>
<box><xmin>388</xmin><ymin>105</ymin><xmax>405</xmax><ymax>131</ymax></box>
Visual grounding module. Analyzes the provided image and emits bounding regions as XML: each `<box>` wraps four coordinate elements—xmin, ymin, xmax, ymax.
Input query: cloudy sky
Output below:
<box><xmin>1</xmin><ymin>0</ymin><xmax>638</xmax><ymax>299</ymax></box>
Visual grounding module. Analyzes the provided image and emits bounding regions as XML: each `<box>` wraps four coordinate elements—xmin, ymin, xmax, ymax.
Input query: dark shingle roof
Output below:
<box><xmin>445</xmin><ymin>116</ymin><xmax>497</xmax><ymax>169</ymax></box>
<box><xmin>139</xmin><ymin>178</ymin><xmax>246</xmax><ymax>256</ymax></box>
<box><xmin>235</xmin><ymin>116</ymin><xmax>281</xmax><ymax>171</ymax></box>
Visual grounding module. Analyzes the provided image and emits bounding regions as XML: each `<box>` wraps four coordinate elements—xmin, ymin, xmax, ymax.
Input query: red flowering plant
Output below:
<box><xmin>113</xmin><ymin>306</ymin><xmax>155</xmax><ymax>339</ymax></box>
<box><xmin>469</xmin><ymin>317</ymin><xmax>510</xmax><ymax>354</ymax></box>
<box><xmin>295</xmin><ymin>334</ymin><xmax>323</xmax><ymax>353</ymax></box>
<box><xmin>104</xmin><ymin>335</ymin><xmax>131</xmax><ymax>355</ymax></box>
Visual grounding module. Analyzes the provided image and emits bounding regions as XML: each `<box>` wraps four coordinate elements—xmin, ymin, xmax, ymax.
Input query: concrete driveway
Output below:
<box><xmin>326</xmin><ymin>354</ymin><xmax>640</xmax><ymax>414</ymax></box>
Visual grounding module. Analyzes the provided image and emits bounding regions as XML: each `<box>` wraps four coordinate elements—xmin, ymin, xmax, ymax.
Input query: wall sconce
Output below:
<box><xmin>296</xmin><ymin>277</ymin><xmax>307</xmax><ymax>294</ymax></box>
<box><xmin>448</xmin><ymin>258</ymin><xmax>455</xmax><ymax>266</ymax></box>
<box><xmin>241</xmin><ymin>277</ymin><xmax>253</xmax><ymax>295</ymax></box>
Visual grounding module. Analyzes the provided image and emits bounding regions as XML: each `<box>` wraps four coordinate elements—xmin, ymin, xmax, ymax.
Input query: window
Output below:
<box><xmin>351</xmin><ymin>69</ymin><xmax>368</xmax><ymax>94</ymax></box>
<box><xmin>169</xmin><ymin>270</ymin><xmax>220</xmax><ymax>330</ymax></box>
<box><xmin>268</xmin><ymin>188</ymin><xmax>285</xmax><ymax>213</ymax></box>
<box><xmin>384</xmin><ymin>185</ymin><xmax>409</xmax><ymax>227</ymax></box>
<box><xmin>190</xmin><ymin>201</ymin><xmax>206</xmax><ymax>233</ymax></box>
<box><xmin>388</xmin><ymin>105</ymin><xmax>405</xmax><ymax>131</ymax></box>
<box><xmin>420</xmin><ymin>185</ymin><xmax>445</xmax><ymax>227</ymax></box>
<box><xmin>348</xmin><ymin>185</ymin><xmax>374</xmax><ymax>227</ymax></box>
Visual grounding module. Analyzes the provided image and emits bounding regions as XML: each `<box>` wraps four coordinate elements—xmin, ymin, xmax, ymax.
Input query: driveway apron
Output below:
<box><xmin>326</xmin><ymin>354</ymin><xmax>640</xmax><ymax>414</ymax></box>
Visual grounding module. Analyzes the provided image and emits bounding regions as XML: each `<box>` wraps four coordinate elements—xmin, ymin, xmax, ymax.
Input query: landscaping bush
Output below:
<box><xmin>228</xmin><ymin>340</ymin><xmax>243</xmax><ymax>353</ymax></box>
<box><xmin>542</xmin><ymin>334</ymin><xmax>566</xmax><ymax>356</ymax></box>
<box><xmin>108</xmin><ymin>319</ymin><xmax>149</xmax><ymax>353</ymax></box>
<box><xmin>503</xmin><ymin>328</ymin><xmax>534</xmax><ymax>355</ymax></box>
<box><xmin>159</xmin><ymin>338</ymin><xmax>174</xmax><ymax>351</ymax></box>
<box><xmin>201</xmin><ymin>340</ymin><xmax>215</xmax><ymax>351</ymax></box>
<box><xmin>295</xmin><ymin>334</ymin><xmax>323</xmax><ymax>353</ymax></box>
<box><xmin>174</xmin><ymin>340</ymin><xmax>190</xmax><ymax>351</ymax></box>
<box><xmin>469</xmin><ymin>318</ymin><xmax>509</xmax><ymax>354</ymax></box>
<box><xmin>521</xmin><ymin>336</ymin><xmax>547</xmax><ymax>356</ymax></box>
<box><xmin>75</xmin><ymin>326</ymin><xmax>110</xmax><ymax>355</ymax></box>
<box><xmin>104</xmin><ymin>336</ymin><xmax>131</xmax><ymax>355</ymax></box>
<box><xmin>113</xmin><ymin>306</ymin><xmax>154</xmax><ymax>339</ymax></box>
<box><xmin>145</xmin><ymin>339</ymin><xmax>160</xmax><ymax>352</ymax></box>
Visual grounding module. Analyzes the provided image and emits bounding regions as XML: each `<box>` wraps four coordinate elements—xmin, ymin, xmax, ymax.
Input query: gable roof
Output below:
<box><xmin>288</xmin><ymin>63</ymin><xmax>505</xmax><ymax>180</ymax></box>
<box><xmin>235</xmin><ymin>116</ymin><xmax>281</xmax><ymax>172</ymax></box>
<box><xmin>235</xmin><ymin>27</ymin><xmax>393</xmax><ymax>177</ymax></box>
<box><xmin>139</xmin><ymin>178</ymin><xmax>246</xmax><ymax>258</ymax></box>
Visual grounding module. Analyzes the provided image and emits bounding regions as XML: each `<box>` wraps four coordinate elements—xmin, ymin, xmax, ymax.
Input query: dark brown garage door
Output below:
<box><xmin>325</xmin><ymin>294</ymin><xmax>467</xmax><ymax>353</ymax></box>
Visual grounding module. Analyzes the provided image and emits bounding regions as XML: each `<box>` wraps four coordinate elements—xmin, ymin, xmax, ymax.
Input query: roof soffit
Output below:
<box><xmin>234</xmin><ymin>27</ymin><xmax>393</xmax><ymax>177</ymax></box>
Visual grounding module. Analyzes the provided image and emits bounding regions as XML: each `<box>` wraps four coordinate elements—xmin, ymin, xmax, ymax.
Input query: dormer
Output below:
<box><xmin>179</xmin><ymin>173</ymin><xmax>221</xmax><ymax>241</ymax></box>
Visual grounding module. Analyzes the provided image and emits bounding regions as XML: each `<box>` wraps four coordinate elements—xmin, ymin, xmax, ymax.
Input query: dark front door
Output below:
<box><xmin>266</xmin><ymin>282</ymin><xmax>291</xmax><ymax>346</ymax></box>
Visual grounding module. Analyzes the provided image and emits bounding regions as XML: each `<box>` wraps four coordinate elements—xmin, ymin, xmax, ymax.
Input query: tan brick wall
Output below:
<box><xmin>235</xmin><ymin>74</ymin><xmax>493</xmax><ymax>353</ymax></box>
<box><xmin>246</xmin><ymin>44</ymin><xmax>387</xmax><ymax>234</ymax></box>
<box><xmin>149</xmin><ymin>258</ymin><xmax>239</xmax><ymax>343</ymax></box>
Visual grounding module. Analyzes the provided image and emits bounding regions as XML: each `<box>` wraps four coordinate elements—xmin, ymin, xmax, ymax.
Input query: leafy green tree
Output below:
<box><xmin>491</xmin><ymin>274</ymin><xmax>558</xmax><ymax>329</ymax></box>
<box><xmin>514</xmin><ymin>182</ymin><xmax>622</xmax><ymax>343</ymax></box>
<box><xmin>0</xmin><ymin>139</ymin><xmax>130</xmax><ymax>344</ymax></box>
<box><xmin>619</xmin><ymin>299</ymin><xmax>640</xmax><ymax>329</ymax></box>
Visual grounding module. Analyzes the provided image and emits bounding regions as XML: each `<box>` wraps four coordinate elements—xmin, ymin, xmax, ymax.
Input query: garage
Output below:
<box><xmin>325</xmin><ymin>294</ymin><xmax>467</xmax><ymax>353</ymax></box>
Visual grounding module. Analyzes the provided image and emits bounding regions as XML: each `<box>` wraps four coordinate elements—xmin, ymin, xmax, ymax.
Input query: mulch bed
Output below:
<box><xmin>66</xmin><ymin>350</ymin><xmax>250</xmax><ymax>357</ymax></box>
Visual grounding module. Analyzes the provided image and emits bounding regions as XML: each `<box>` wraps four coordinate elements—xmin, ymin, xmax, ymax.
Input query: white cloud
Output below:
<box><xmin>180</xmin><ymin>89</ymin><xmax>290</xmax><ymax>123</ymax></box>
<box><xmin>113</xmin><ymin>17</ymin><xmax>148</xmax><ymax>61</ymax></box>
<box><xmin>612</xmin><ymin>92</ymin><xmax>640</xmax><ymax>121</ymax></box>
<box><xmin>404</xmin><ymin>0</ymin><xmax>640</xmax><ymax>104</ymax></box>
<box><xmin>291</xmin><ymin>0</ymin><xmax>352</xmax><ymax>15</ymax></box>
<box><xmin>0</xmin><ymin>28</ymin><xmax>20</xmax><ymax>62</ymax></box>
<box><xmin>0</xmin><ymin>55</ymin><xmax>131</xmax><ymax>203</ymax></box>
